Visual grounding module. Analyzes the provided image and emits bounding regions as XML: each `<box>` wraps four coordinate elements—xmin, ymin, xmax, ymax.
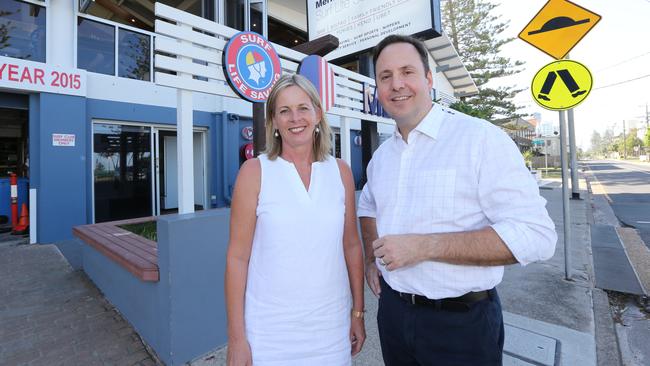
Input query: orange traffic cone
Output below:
<box><xmin>12</xmin><ymin>203</ymin><xmax>29</xmax><ymax>235</ymax></box>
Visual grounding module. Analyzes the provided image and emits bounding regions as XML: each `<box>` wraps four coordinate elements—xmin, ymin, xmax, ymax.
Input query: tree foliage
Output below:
<box><xmin>588</xmin><ymin>127</ymin><xmax>647</xmax><ymax>158</ymax></box>
<box><xmin>442</xmin><ymin>0</ymin><xmax>524</xmax><ymax>121</ymax></box>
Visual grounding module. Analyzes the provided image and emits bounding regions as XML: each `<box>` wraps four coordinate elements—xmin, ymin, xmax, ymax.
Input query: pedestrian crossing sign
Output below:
<box><xmin>519</xmin><ymin>0</ymin><xmax>601</xmax><ymax>60</ymax></box>
<box><xmin>531</xmin><ymin>60</ymin><xmax>592</xmax><ymax>111</ymax></box>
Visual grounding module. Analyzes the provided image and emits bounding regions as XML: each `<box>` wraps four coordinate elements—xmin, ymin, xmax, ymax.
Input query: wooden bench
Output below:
<box><xmin>73</xmin><ymin>217</ymin><xmax>159</xmax><ymax>282</ymax></box>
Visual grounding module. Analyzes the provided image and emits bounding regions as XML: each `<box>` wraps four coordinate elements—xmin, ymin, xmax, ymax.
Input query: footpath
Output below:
<box><xmin>347</xmin><ymin>181</ymin><xmax>604</xmax><ymax>366</ymax></box>
<box><xmin>0</xmin><ymin>237</ymin><xmax>156</xmax><ymax>365</ymax></box>
<box><xmin>1</xmin><ymin>178</ymin><xmax>646</xmax><ymax>365</ymax></box>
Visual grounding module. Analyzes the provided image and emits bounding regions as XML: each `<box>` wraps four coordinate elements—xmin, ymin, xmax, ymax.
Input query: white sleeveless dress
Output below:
<box><xmin>245</xmin><ymin>154</ymin><xmax>352</xmax><ymax>366</ymax></box>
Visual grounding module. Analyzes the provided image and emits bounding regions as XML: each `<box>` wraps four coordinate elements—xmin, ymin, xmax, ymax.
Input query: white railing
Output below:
<box><xmin>153</xmin><ymin>3</ymin><xmax>394</xmax><ymax>125</ymax></box>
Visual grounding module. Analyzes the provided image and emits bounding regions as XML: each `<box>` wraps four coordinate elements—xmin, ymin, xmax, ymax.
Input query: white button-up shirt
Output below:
<box><xmin>358</xmin><ymin>104</ymin><xmax>557</xmax><ymax>299</ymax></box>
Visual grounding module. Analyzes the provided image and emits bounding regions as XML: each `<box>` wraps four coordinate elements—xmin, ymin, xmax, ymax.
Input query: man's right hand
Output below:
<box><xmin>226</xmin><ymin>338</ymin><xmax>252</xmax><ymax>366</ymax></box>
<box><xmin>365</xmin><ymin>260</ymin><xmax>382</xmax><ymax>297</ymax></box>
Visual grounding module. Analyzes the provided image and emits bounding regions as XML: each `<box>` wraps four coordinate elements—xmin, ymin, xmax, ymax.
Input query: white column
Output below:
<box><xmin>176</xmin><ymin>23</ymin><xmax>195</xmax><ymax>214</ymax></box>
<box><xmin>340</xmin><ymin>117</ymin><xmax>351</xmax><ymax>165</ymax></box>
<box><xmin>29</xmin><ymin>189</ymin><xmax>37</xmax><ymax>244</ymax></box>
<box><xmin>48</xmin><ymin>0</ymin><xmax>75</xmax><ymax>66</ymax></box>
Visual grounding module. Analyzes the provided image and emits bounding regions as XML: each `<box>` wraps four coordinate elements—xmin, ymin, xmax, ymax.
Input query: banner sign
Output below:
<box><xmin>0</xmin><ymin>56</ymin><xmax>86</xmax><ymax>97</ymax></box>
<box><xmin>307</xmin><ymin>0</ymin><xmax>442</xmax><ymax>60</ymax></box>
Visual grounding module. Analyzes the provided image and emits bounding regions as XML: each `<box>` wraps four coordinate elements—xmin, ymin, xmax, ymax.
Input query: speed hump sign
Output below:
<box><xmin>531</xmin><ymin>60</ymin><xmax>592</xmax><ymax>111</ymax></box>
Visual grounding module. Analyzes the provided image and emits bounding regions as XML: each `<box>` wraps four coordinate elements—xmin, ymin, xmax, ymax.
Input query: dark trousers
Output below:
<box><xmin>377</xmin><ymin>278</ymin><xmax>504</xmax><ymax>366</ymax></box>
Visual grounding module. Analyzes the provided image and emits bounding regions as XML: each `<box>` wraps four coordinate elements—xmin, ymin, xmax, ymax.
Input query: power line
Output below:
<box><xmin>595</xmin><ymin>51</ymin><xmax>650</xmax><ymax>72</ymax></box>
<box><xmin>593</xmin><ymin>74</ymin><xmax>650</xmax><ymax>90</ymax></box>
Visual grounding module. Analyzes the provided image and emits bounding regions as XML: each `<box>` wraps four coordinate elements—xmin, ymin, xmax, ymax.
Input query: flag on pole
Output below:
<box><xmin>298</xmin><ymin>55</ymin><xmax>336</xmax><ymax>112</ymax></box>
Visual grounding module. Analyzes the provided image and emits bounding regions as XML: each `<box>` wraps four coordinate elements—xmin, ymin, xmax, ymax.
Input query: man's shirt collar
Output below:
<box><xmin>393</xmin><ymin>103</ymin><xmax>445</xmax><ymax>142</ymax></box>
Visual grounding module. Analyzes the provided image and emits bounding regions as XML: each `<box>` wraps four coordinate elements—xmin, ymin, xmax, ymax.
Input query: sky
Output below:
<box><xmin>486</xmin><ymin>0</ymin><xmax>650</xmax><ymax>149</ymax></box>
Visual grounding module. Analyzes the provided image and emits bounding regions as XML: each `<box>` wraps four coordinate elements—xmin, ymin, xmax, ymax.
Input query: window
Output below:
<box><xmin>93</xmin><ymin>123</ymin><xmax>152</xmax><ymax>223</ymax></box>
<box><xmin>77</xmin><ymin>17</ymin><xmax>115</xmax><ymax>75</ymax></box>
<box><xmin>118</xmin><ymin>28</ymin><xmax>150</xmax><ymax>80</ymax></box>
<box><xmin>0</xmin><ymin>0</ymin><xmax>46</xmax><ymax>62</ymax></box>
<box><xmin>80</xmin><ymin>0</ymin><xmax>206</xmax><ymax>32</ymax></box>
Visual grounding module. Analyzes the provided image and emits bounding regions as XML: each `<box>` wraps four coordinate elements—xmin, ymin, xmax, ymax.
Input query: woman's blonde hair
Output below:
<box><xmin>264</xmin><ymin>74</ymin><xmax>332</xmax><ymax>161</ymax></box>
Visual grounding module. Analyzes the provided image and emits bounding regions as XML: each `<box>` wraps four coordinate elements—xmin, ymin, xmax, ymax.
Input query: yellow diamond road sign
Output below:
<box><xmin>519</xmin><ymin>0</ymin><xmax>601</xmax><ymax>60</ymax></box>
<box><xmin>532</xmin><ymin>60</ymin><xmax>592</xmax><ymax>111</ymax></box>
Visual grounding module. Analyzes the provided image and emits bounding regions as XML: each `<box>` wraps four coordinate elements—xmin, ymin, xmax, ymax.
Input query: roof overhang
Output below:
<box><xmin>425</xmin><ymin>32</ymin><xmax>479</xmax><ymax>98</ymax></box>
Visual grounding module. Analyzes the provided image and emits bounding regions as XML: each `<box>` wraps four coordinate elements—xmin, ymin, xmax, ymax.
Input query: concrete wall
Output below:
<box><xmin>81</xmin><ymin>208</ymin><xmax>231</xmax><ymax>365</ymax></box>
<box><xmin>157</xmin><ymin>209</ymin><xmax>230</xmax><ymax>365</ymax></box>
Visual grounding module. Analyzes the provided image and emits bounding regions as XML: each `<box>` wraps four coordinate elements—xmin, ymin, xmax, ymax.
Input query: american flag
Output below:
<box><xmin>298</xmin><ymin>55</ymin><xmax>336</xmax><ymax>112</ymax></box>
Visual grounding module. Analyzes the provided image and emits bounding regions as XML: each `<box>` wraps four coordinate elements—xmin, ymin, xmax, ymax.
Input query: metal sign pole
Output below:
<box><xmin>559</xmin><ymin>110</ymin><xmax>572</xmax><ymax>280</ymax></box>
<box><xmin>567</xmin><ymin>108</ymin><xmax>580</xmax><ymax>199</ymax></box>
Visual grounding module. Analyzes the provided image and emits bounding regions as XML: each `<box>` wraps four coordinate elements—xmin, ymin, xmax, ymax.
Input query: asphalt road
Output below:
<box><xmin>583</xmin><ymin>159</ymin><xmax>650</xmax><ymax>249</ymax></box>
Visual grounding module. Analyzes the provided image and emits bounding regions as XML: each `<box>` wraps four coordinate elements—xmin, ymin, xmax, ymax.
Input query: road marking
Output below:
<box><xmin>607</xmin><ymin>160</ymin><xmax>650</xmax><ymax>175</ymax></box>
<box><xmin>583</xmin><ymin>163</ymin><xmax>613</xmax><ymax>203</ymax></box>
<box><xmin>637</xmin><ymin>221</ymin><xmax>650</xmax><ymax>224</ymax></box>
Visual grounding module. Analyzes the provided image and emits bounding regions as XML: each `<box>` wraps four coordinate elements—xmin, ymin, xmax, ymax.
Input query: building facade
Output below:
<box><xmin>0</xmin><ymin>0</ymin><xmax>476</xmax><ymax>244</ymax></box>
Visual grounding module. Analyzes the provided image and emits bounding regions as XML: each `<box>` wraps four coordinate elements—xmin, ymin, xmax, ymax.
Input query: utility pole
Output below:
<box><xmin>559</xmin><ymin>111</ymin><xmax>572</xmax><ymax>280</ymax></box>
<box><xmin>646</xmin><ymin>103</ymin><xmax>649</xmax><ymax>129</ymax></box>
<box><xmin>568</xmin><ymin>109</ymin><xmax>580</xmax><ymax>199</ymax></box>
<box><xmin>623</xmin><ymin>120</ymin><xmax>627</xmax><ymax>159</ymax></box>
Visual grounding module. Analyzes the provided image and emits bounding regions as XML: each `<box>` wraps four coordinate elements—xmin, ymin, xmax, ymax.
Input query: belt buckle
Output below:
<box><xmin>411</xmin><ymin>294</ymin><xmax>416</xmax><ymax>305</ymax></box>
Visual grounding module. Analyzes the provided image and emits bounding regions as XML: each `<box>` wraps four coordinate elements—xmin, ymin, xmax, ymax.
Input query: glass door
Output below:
<box><xmin>93</xmin><ymin>123</ymin><xmax>153</xmax><ymax>223</ymax></box>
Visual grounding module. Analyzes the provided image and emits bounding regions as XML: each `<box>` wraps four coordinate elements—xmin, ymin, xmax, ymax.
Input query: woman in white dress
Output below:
<box><xmin>225</xmin><ymin>74</ymin><xmax>366</xmax><ymax>366</ymax></box>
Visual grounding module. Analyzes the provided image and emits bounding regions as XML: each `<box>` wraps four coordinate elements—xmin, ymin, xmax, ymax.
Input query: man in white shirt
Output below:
<box><xmin>358</xmin><ymin>35</ymin><xmax>557</xmax><ymax>366</ymax></box>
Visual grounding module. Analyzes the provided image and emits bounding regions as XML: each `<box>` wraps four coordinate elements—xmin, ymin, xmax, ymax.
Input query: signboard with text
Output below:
<box><xmin>307</xmin><ymin>0</ymin><xmax>442</xmax><ymax>60</ymax></box>
<box><xmin>0</xmin><ymin>56</ymin><xmax>87</xmax><ymax>96</ymax></box>
<box><xmin>52</xmin><ymin>134</ymin><xmax>76</xmax><ymax>147</ymax></box>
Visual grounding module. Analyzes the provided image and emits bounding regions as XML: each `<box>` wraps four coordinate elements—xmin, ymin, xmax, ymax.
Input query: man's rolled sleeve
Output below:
<box><xmin>478</xmin><ymin>125</ymin><xmax>557</xmax><ymax>266</ymax></box>
<box><xmin>357</xmin><ymin>182</ymin><xmax>377</xmax><ymax>218</ymax></box>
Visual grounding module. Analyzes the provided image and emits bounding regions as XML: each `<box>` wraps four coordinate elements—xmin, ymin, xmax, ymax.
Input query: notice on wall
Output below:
<box><xmin>52</xmin><ymin>134</ymin><xmax>76</xmax><ymax>147</ymax></box>
<box><xmin>0</xmin><ymin>56</ymin><xmax>87</xmax><ymax>97</ymax></box>
<box><xmin>307</xmin><ymin>0</ymin><xmax>440</xmax><ymax>60</ymax></box>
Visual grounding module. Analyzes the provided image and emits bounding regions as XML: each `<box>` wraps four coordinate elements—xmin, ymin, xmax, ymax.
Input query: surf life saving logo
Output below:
<box><xmin>223</xmin><ymin>32</ymin><xmax>282</xmax><ymax>103</ymax></box>
<box><xmin>298</xmin><ymin>55</ymin><xmax>336</xmax><ymax>112</ymax></box>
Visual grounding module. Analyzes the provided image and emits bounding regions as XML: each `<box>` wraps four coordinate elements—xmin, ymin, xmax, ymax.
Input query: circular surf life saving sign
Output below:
<box><xmin>223</xmin><ymin>32</ymin><xmax>282</xmax><ymax>103</ymax></box>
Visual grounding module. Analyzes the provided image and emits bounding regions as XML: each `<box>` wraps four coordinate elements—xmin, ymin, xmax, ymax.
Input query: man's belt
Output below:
<box><xmin>394</xmin><ymin>288</ymin><xmax>494</xmax><ymax>312</ymax></box>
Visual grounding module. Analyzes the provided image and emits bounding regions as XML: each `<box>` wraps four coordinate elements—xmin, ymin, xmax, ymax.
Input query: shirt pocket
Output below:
<box><xmin>409</xmin><ymin>169</ymin><xmax>456</xmax><ymax>224</ymax></box>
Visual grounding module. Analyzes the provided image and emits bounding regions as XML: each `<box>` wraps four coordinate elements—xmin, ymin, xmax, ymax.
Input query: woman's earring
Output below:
<box><xmin>315</xmin><ymin>126</ymin><xmax>320</xmax><ymax>134</ymax></box>
<box><xmin>274</xmin><ymin>129</ymin><xmax>279</xmax><ymax>138</ymax></box>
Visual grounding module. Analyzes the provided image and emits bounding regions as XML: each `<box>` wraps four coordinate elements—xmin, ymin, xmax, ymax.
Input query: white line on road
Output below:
<box><xmin>607</xmin><ymin>160</ymin><xmax>650</xmax><ymax>175</ymax></box>
<box><xmin>637</xmin><ymin>221</ymin><xmax>650</xmax><ymax>224</ymax></box>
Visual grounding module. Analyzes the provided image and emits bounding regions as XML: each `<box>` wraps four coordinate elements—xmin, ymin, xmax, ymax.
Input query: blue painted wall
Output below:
<box><xmin>158</xmin><ymin>209</ymin><xmax>230</xmax><ymax>365</ymax></box>
<box><xmin>27</xmin><ymin>95</ymin><xmax>233</xmax><ymax>243</ymax></box>
<box><xmin>30</xmin><ymin>93</ymin><xmax>88</xmax><ymax>243</ymax></box>
<box><xmin>81</xmin><ymin>209</ymin><xmax>230</xmax><ymax>365</ymax></box>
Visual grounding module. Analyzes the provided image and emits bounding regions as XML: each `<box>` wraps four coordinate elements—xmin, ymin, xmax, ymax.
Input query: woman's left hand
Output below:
<box><xmin>350</xmin><ymin>317</ymin><xmax>366</xmax><ymax>356</ymax></box>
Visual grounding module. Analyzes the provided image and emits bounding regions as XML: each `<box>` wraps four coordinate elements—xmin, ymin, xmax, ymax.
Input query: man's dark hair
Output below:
<box><xmin>372</xmin><ymin>35</ymin><xmax>431</xmax><ymax>76</ymax></box>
